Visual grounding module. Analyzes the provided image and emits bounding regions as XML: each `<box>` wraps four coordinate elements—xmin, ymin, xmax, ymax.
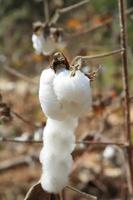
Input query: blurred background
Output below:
<box><xmin>0</xmin><ymin>0</ymin><xmax>133</xmax><ymax>199</ymax></box>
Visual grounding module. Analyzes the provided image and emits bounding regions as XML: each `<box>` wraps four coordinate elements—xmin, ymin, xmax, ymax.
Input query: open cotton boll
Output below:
<box><xmin>39</xmin><ymin>68</ymin><xmax>55</xmax><ymax>85</ymax></box>
<box><xmin>53</xmin><ymin>69</ymin><xmax>92</xmax><ymax>116</ymax></box>
<box><xmin>42</xmin><ymin>123</ymin><xmax>75</xmax><ymax>154</ymax></box>
<box><xmin>44</xmin><ymin>133</ymin><xmax>75</xmax><ymax>155</ymax></box>
<box><xmin>41</xmin><ymin>153</ymin><xmax>73</xmax><ymax>176</ymax></box>
<box><xmin>54</xmin><ymin>70</ymin><xmax>91</xmax><ymax>104</ymax></box>
<box><xmin>41</xmin><ymin>37</ymin><xmax>56</xmax><ymax>56</ymax></box>
<box><xmin>46</xmin><ymin>117</ymin><xmax>78</xmax><ymax>132</ymax></box>
<box><xmin>41</xmin><ymin>172</ymin><xmax>69</xmax><ymax>193</ymax></box>
<box><xmin>32</xmin><ymin>33</ymin><xmax>56</xmax><ymax>55</ymax></box>
<box><xmin>39</xmin><ymin>69</ymin><xmax>68</xmax><ymax>120</ymax></box>
<box><xmin>32</xmin><ymin>34</ymin><xmax>43</xmax><ymax>54</ymax></box>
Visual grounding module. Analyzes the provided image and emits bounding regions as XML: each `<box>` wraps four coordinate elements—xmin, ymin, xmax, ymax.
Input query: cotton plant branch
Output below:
<box><xmin>0</xmin><ymin>155</ymin><xmax>38</xmax><ymax>173</ymax></box>
<box><xmin>71</xmin><ymin>48</ymin><xmax>124</xmax><ymax>66</ymax></box>
<box><xmin>118</xmin><ymin>0</ymin><xmax>133</xmax><ymax>195</ymax></box>
<box><xmin>66</xmin><ymin>6</ymin><xmax>133</xmax><ymax>39</ymax></box>
<box><xmin>0</xmin><ymin>93</ymin><xmax>39</xmax><ymax>128</ymax></box>
<box><xmin>2</xmin><ymin>64</ymin><xmax>37</xmax><ymax>85</ymax></box>
<box><xmin>50</xmin><ymin>0</ymin><xmax>90</xmax><ymax>24</ymax></box>
<box><xmin>44</xmin><ymin>0</ymin><xmax>49</xmax><ymax>22</ymax></box>
<box><xmin>11</xmin><ymin>110</ymin><xmax>40</xmax><ymax>129</ymax></box>
<box><xmin>66</xmin><ymin>19</ymin><xmax>112</xmax><ymax>39</ymax></box>
<box><xmin>1</xmin><ymin>137</ymin><xmax>133</xmax><ymax>149</ymax></box>
<box><xmin>0</xmin><ymin>55</ymin><xmax>37</xmax><ymax>85</ymax></box>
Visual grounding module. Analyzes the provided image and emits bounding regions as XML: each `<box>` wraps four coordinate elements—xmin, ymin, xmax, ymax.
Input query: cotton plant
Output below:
<box><xmin>32</xmin><ymin>22</ymin><xmax>65</xmax><ymax>56</ymax></box>
<box><xmin>39</xmin><ymin>52</ymin><xmax>92</xmax><ymax>193</ymax></box>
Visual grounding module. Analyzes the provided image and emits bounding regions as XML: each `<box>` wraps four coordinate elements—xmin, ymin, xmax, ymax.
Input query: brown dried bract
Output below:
<box><xmin>50</xmin><ymin>52</ymin><xmax>70</xmax><ymax>72</ymax></box>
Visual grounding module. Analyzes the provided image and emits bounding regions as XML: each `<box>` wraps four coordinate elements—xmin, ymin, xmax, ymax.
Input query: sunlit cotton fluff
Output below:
<box><xmin>32</xmin><ymin>33</ymin><xmax>56</xmax><ymax>55</ymax></box>
<box><xmin>39</xmin><ymin>116</ymin><xmax>76</xmax><ymax>193</ymax></box>
<box><xmin>40</xmin><ymin>151</ymin><xmax>73</xmax><ymax>175</ymax></box>
<box><xmin>41</xmin><ymin>171</ymin><xmax>69</xmax><ymax>193</ymax></box>
<box><xmin>39</xmin><ymin>59</ymin><xmax>92</xmax><ymax>193</ymax></box>
<box><xmin>39</xmin><ymin>68</ymin><xmax>68</xmax><ymax>120</ymax></box>
<box><xmin>40</xmin><ymin>118</ymin><xmax>76</xmax><ymax>156</ymax></box>
<box><xmin>46</xmin><ymin>117</ymin><xmax>78</xmax><ymax>133</ymax></box>
<box><xmin>53</xmin><ymin>69</ymin><xmax>92</xmax><ymax>117</ymax></box>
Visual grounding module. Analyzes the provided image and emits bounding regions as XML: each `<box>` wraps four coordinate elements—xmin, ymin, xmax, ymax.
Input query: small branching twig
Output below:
<box><xmin>66</xmin><ymin>6</ymin><xmax>133</xmax><ymax>41</ymax></box>
<box><xmin>1</xmin><ymin>137</ymin><xmax>133</xmax><ymax>149</ymax></box>
<box><xmin>50</xmin><ymin>0</ymin><xmax>90</xmax><ymax>24</ymax></box>
<box><xmin>71</xmin><ymin>48</ymin><xmax>124</xmax><ymax>66</ymax></box>
<box><xmin>66</xmin><ymin>19</ymin><xmax>112</xmax><ymax>39</ymax></box>
<box><xmin>11</xmin><ymin>110</ymin><xmax>39</xmax><ymax>129</ymax></box>
<box><xmin>0</xmin><ymin>155</ymin><xmax>38</xmax><ymax>173</ymax></box>
<box><xmin>2</xmin><ymin>65</ymin><xmax>37</xmax><ymax>85</ymax></box>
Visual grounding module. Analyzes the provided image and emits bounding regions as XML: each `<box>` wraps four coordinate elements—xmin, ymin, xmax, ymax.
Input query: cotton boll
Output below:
<box><xmin>32</xmin><ymin>33</ymin><xmax>56</xmax><ymax>55</ymax></box>
<box><xmin>42</xmin><ymin>123</ymin><xmax>75</xmax><ymax>154</ymax></box>
<box><xmin>46</xmin><ymin>117</ymin><xmax>78</xmax><ymax>132</ymax></box>
<box><xmin>54</xmin><ymin>70</ymin><xmax>91</xmax><ymax>104</ymax></box>
<box><xmin>53</xmin><ymin>70</ymin><xmax>92</xmax><ymax>116</ymax></box>
<box><xmin>39</xmin><ymin>69</ymin><xmax>68</xmax><ymax>120</ymax></box>
<box><xmin>42</xmin><ymin>37</ymin><xmax>56</xmax><ymax>56</ymax></box>
<box><xmin>41</xmin><ymin>153</ymin><xmax>73</xmax><ymax>176</ymax></box>
<box><xmin>39</xmin><ymin>86</ymin><xmax>67</xmax><ymax>120</ymax></box>
<box><xmin>32</xmin><ymin>34</ymin><xmax>43</xmax><ymax>54</ymax></box>
<box><xmin>103</xmin><ymin>146</ymin><xmax>116</xmax><ymax>159</ymax></box>
<box><xmin>81</xmin><ymin>66</ymin><xmax>90</xmax><ymax>74</ymax></box>
<box><xmin>41</xmin><ymin>172</ymin><xmax>69</xmax><ymax>193</ymax></box>
<box><xmin>39</xmin><ymin>68</ymin><xmax>55</xmax><ymax>85</ymax></box>
<box><xmin>40</xmin><ymin>153</ymin><xmax>73</xmax><ymax>193</ymax></box>
<box><xmin>39</xmin><ymin>56</ymin><xmax>92</xmax><ymax>194</ymax></box>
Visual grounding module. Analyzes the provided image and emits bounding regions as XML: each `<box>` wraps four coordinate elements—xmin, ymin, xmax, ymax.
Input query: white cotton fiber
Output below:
<box><xmin>32</xmin><ymin>33</ymin><xmax>56</xmax><ymax>55</ymax></box>
<box><xmin>39</xmin><ymin>58</ymin><xmax>92</xmax><ymax>193</ymax></box>
<box><xmin>53</xmin><ymin>69</ymin><xmax>92</xmax><ymax>116</ymax></box>
<box><xmin>41</xmin><ymin>172</ymin><xmax>69</xmax><ymax>193</ymax></box>
<box><xmin>42</xmin><ymin>120</ymin><xmax>76</xmax><ymax>155</ymax></box>
<box><xmin>41</xmin><ymin>153</ymin><xmax>73</xmax><ymax>175</ymax></box>
<box><xmin>32</xmin><ymin>34</ymin><xmax>43</xmax><ymax>54</ymax></box>
<box><xmin>39</xmin><ymin>68</ymin><xmax>68</xmax><ymax>120</ymax></box>
<box><xmin>46</xmin><ymin>118</ymin><xmax>78</xmax><ymax>133</ymax></box>
<box><xmin>40</xmin><ymin>145</ymin><xmax>73</xmax><ymax>193</ymax></box>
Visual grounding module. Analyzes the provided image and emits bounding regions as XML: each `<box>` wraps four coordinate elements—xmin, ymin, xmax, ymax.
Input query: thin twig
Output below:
<box><xmin>1</xmin><ymin>137</ymin><xmax>133</xmax><ymax>149</ymax></box>
<box><xmin>11</xmin><ymin>111</ymin><xmax>39</xmax><ymax>129</ymax></box>
<box><xmin>2</xmin><ymin>65</ymin><xmax>37</xmax><ymax>85</ymax></box>
<box><xmin>0</xmin><ymin>155</ymin><xmax>38</xmax><ymax>173</ymax></box>
<box><xmin>66</xmin><ymin>7</ymin><xmax>133</xmax><ymax>40</ymax></box>
<box><xmin>44</xmin><ymin>0</ymin><xmax>49</xmax><ymax>22</ymax></box>
<box><xmin>71</xmin><ymin>48</ymin><xmax>124</xmax><ymax>65</ymax></box>
<box><xmin>50</xmin><ymin>0</ymin><xmax>90</xmax><ymax>24</ymax></box>
<box><xmin>66</xmin><ymin>185</ymin><xmax>97</xmax><ymax>200</ymax></box>
<box><xmin>66</xmin><ymin>19</ymin><xmax>112</xmax><ymax>39</ymax></box>
<box><xmin>118</xmin><ymin>0</ymin><xmax>133</xmax><ymax>194</ymax></box>
<box><xmin>0</xmin><ymin>137</ymin><xmax>43</xmax><ymax>143</ymax></box>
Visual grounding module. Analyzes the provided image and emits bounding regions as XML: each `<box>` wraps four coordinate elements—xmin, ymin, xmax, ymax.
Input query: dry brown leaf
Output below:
<box><xmin>24</xmin><ymin>182</ymin><xmax>51</xmax><ymax>200</ymax></box>
<box><xmin>24</xmin><ymin>182</ymin><xmax>61</xmax><ymax>200</ymax></box>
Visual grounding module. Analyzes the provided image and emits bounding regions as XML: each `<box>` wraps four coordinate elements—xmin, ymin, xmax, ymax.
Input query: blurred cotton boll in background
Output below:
<box><xmin>32</xmin><ymin>33</ymin><xmax>56</xmax><ymax>56</ymax></box>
